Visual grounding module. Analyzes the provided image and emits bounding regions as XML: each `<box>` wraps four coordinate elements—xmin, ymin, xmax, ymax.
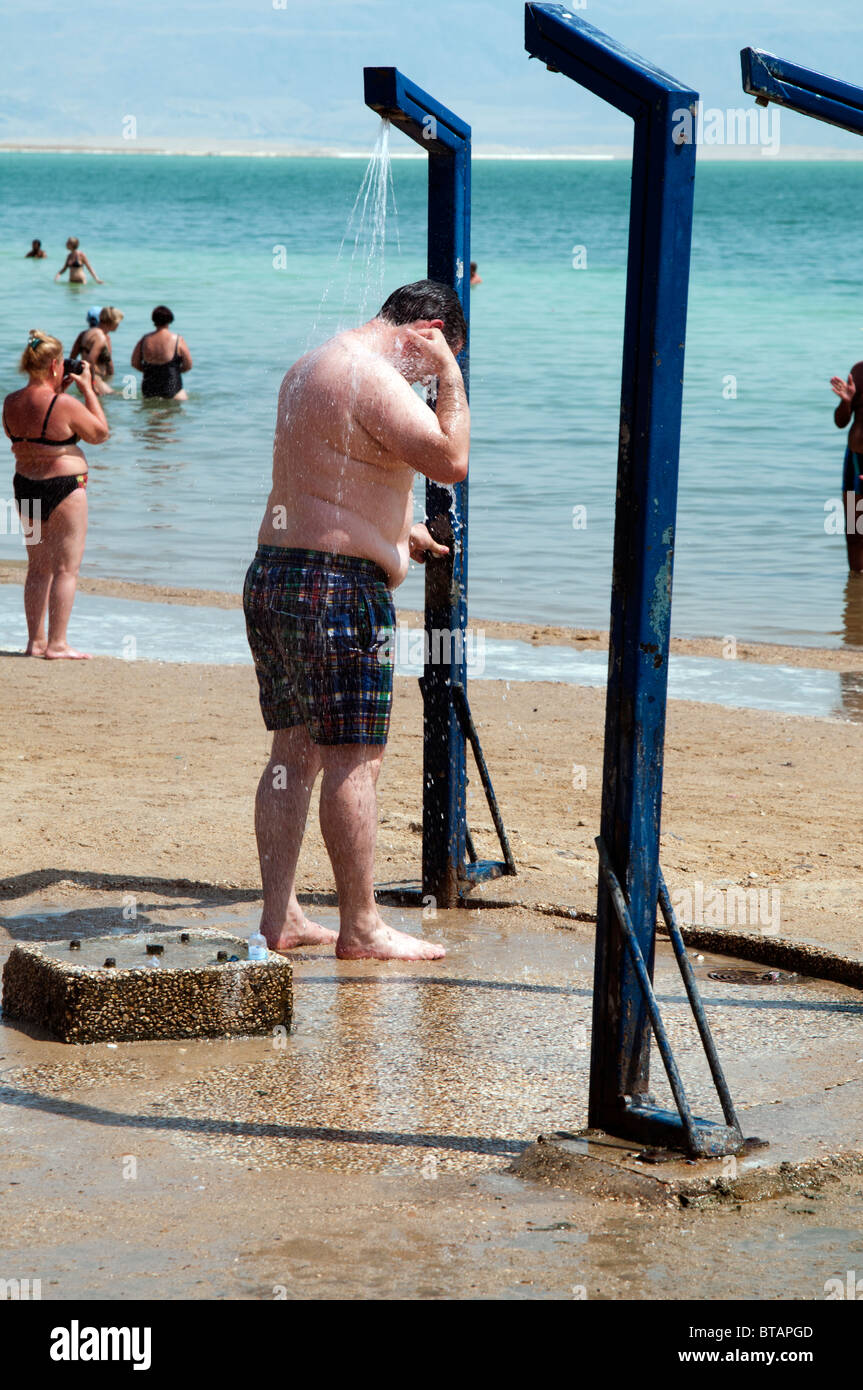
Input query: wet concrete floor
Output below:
<box><xmin>2</xmin><ymin>892</ymin><xmax>863</xmax><ymax>1299</ymax></box>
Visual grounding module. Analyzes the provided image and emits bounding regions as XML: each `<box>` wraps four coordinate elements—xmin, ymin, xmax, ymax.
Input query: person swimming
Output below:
<box><xmin>131</xmin><ymin>306</ymin><xmax>193</xmax><ymax>400</ymax></box>
<box><xmin>55</xmin><ymin>237</ymin><xmax>103</xmax><ymax>286</ymax></box>
<box><xmin>2</xmin><ymin>331</ymin><xmax>109</xmax><ymax>658</ymax></box>
<box><xmin>25</xmin><ymin>239</ymin><xmax>46</xmax><ymax>259</ymax></box>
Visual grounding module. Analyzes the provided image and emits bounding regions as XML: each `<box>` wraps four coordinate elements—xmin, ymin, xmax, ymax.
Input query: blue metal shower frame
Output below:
<box><xmin>363</xmin><ymin>68</ymin><xmax>515</xmax><ymax>907</ymax></box>
<box><xmin>741</xmin><ymin>49</ymin><xmax>863</xmax><ymax>136</ymax></box>
<box><xmin>525</xmin><ymin>5</ymin><xmax>742</xmax><ymax>1154</ymax></box>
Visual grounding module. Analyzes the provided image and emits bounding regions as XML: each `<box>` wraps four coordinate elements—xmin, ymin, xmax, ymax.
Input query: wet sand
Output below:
<box><xmin>3</xmin><ymin>898</ymin><xmax>863</xmax><ymax>1300</ymax></box>
<box><xmin>6</xmin><ymin>1092</ymin><xmax>863</xmax><ymax>1302</ymax></box>
<box><xmin>3</xmin><ymin>587</ymin><xmax>863</xmax><ymax>1300</ymax></box>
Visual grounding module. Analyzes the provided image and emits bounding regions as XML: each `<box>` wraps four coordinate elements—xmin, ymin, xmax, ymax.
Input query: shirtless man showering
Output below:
<box><xmin>244</xmin><ymin>280</ymin><xmax>469</xmax><ymax>961</ymax></box>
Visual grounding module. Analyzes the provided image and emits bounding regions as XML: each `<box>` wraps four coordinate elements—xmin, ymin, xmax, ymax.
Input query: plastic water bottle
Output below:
<box><xmin>247</xmin><ymin>932</ymin><xmax>268</xmax><ymax>962</ymax></box>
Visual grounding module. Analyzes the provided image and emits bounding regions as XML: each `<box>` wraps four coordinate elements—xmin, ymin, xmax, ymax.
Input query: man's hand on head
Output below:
<box><xmin>402</xmin><ymin>326</ymin><xmax>459</xmax><ymax>381</ymax></box>
<box><xmin>353</xmin><ymin>325</ymin><xmax>469</xmax><ymax>485</ymax></box>
<box><xmin>409</xmin><ymin>523</ymin><xmax>450</xmax><ymax>564</ymax></box>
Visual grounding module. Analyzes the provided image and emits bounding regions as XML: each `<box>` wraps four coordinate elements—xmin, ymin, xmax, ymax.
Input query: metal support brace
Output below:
<box><xmin>452</xmin><ymin>682</ymin><xmax>517</xmax><ymax>882</ymax></box>
<box><xmin>597</xmin><ymin>837</ymin><xmax>743</xmax><ymax>1156</ymax></box>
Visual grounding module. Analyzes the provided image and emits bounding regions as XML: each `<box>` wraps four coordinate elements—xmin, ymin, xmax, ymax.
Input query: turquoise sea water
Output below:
<box><xmin>2</xmin><ymin>151</ymin><xmax>863</xmax><ymax>647</ymax></box>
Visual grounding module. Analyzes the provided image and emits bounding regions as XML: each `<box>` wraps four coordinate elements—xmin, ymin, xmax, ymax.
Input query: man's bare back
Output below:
<box><xmin>258</xmin><ymin>318</ymin><xmax>469</xmax><ymax>588</ymax></box>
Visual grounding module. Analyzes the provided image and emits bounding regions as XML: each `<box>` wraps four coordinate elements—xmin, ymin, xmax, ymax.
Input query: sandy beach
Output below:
<box><xmin>1</xmin><ymin>593</ymin><xmax>862</xmax><ymax>959</ymax></box>
<box><xmin>4</xmin><ymin>592</ymin><xmax>863</xmax><ymax>1305</ymax></box>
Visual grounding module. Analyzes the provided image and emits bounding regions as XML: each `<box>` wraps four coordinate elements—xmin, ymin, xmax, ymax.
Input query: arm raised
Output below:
<box><xmin>354</xmin><ymin>339</ymin><xmax>469</xmax><ymax>485</ymax></box>
<box><xmin>832</xmin><ymin>364</ymin><xmax>861</xmax><ymax>429</ymax></box>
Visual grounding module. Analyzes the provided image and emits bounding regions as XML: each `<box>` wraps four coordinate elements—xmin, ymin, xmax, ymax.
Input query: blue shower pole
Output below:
<box><xmin>524</xmin><ymin>7</ymin><xmax>723</xmax><ymax>1149</ymax></box>
<box><xmin>363</xmin><ymin>69</ymin><xmax>472</xmax><ymax>907</ymax></box>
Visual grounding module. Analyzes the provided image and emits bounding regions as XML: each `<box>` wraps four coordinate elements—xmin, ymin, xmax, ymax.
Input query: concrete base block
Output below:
<box><xmin>1</xmin><ymin>930</ymin><xmax>292</xmax><ymax>1044</ymax></box>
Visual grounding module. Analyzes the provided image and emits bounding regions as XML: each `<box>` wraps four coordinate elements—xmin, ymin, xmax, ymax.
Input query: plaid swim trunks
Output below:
<box><xmin>243</xmin><ymin>546</ymin><xmax>396</xmax><ymax>744</ymax></box>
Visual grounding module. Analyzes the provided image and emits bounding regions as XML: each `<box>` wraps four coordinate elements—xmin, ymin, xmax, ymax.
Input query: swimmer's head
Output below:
<box><xmin>152</xmin><ymin>305</ymin><xmax>174</xmax><ymax>328</ymax></box>
<box><xmin>31</xmin><ymin>239</ymin><xmax>42</xmax><ymax>251</ymax></box>
<box><xmin>379</xmin><ymin>280</ymin><xmax>466</xmax><ymax>356</ymax></box>
<box><xmin>86</xmin><ymin>307</ymin><xmax>102</xmax><ymax>326</ymax></box>
<box><xmin>100</xmin><ymin>306</ymin><xmax>124</xmax><ymax>331</ymax></box>
<box><xmin>66</xmin><ymin>237</ymin><xmax>79</xmax><ymax>251</ymax></box>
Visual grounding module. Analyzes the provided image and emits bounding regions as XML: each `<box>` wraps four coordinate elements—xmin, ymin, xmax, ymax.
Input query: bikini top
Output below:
<box><xmin>2</xmin><ymin>394</ymin><xmax>79</xmax><ymax>447</ymax></box>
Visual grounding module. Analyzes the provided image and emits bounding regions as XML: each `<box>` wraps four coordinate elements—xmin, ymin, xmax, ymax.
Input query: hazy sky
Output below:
<box><xmin>5</xmin><ymin>0</ymin><xmax>863</xmax><ymax>150</ymax></box>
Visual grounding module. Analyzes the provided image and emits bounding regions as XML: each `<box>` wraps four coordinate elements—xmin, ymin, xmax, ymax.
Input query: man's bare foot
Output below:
<box><xmin>336</xmin><ymin>915</ymin><xmax>446</xmax><ymax>961</ymax></box>
<box><xmin>44</xmin><ymin>645</ymin><xmax>92</xmax><ymax>660</ymax></box>
<box><xmin>24</xmin><ymin>641</ymin><xmax>47</xmax><ymax>657</ymax></box>
<box><xmin>262</xmin><ymin>915</ymin><xmax>339</xmax><ymax>951</ymax></box>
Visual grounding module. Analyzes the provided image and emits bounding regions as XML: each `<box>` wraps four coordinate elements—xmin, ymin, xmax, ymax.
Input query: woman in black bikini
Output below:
<box><xmin>2</xmin><ymin>332</ymin><xmax>109</xmax><ymax>658</ymax></box>
<box><xmin>55</xmin><ymin>237</ymin><xmax>103</xmax><ymax>286</ymax></box>
<box><xmin>131</xmin><ymin>305</ymin><xmax>193</xmax><ymax>400</ymax></box>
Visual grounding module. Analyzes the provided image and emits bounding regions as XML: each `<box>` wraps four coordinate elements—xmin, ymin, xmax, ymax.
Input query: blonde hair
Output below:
<box><xmin>99</xmin><ymin>306</ymin><xmax>124</xmax><ymax>331</ymax></box>
<box><xmin>20</xmin><ymin>331</ymin><xmax>62</xmax><ymax>379</ymax></box>
<box><xmin>66</xmin><ymin>237</ymin><xmax>79</xmax><ymax>250</ymax></box>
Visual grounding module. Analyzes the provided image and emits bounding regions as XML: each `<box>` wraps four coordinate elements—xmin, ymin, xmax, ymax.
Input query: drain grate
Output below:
<box><xmin>707</xmin><ymin>967</ymin><xmax>796</xmax><ymax>985</ymax></box>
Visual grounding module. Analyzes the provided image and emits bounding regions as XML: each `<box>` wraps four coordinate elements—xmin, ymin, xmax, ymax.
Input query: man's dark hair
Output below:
<box><xmin>379</xmin><ymin>279</ymin><xmax>466</xmax><ymax>352</ymax></box>
<box><xmin>152</xmin><ymin>305</ymin><xmax>174</xmax><ymax>327</ymax></box>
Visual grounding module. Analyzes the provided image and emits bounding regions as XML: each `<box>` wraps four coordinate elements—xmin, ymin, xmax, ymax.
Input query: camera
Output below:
<box><xmin>63</xmin><ymin>357</ymin><xmax>84</xmax><ymax>376</ymax></box>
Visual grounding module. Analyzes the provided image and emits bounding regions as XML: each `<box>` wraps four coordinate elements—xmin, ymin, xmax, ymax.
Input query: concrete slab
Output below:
<box><xmin>1</xmin><ymin>929</ymin><xmax>292</xmax><ymax>1043</ymax></box>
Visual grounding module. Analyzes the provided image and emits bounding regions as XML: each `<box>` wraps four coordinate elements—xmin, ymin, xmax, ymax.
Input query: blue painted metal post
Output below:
<box><xmin>741</xmin><ymin>50</ymin><xmax>863</xmax><ymax>136</ymax></box>
<box><xmin>524</xmin><ymin>7</ymin><xmax>715</xmax><ymax>1149</ymax></box>
<box><xmin>363</xmin><ymin>71</ymin><xmax>473</xmax><ymax>907</ymax></box>
<box><xmin>425</xmin><ymin>120</ymin><xmax>471</xmax><ymax>908</ymax></box>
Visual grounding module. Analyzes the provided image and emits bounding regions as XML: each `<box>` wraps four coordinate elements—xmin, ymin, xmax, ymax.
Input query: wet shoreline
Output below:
<box><xmin>3</xmin><ymin>559</ymin><xmax>863</xmax><ymax>673</ymax></box>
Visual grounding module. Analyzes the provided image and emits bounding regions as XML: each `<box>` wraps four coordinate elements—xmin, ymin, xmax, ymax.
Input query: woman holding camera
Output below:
<box><xmin>2</xmin><ymin>331</ymin><xmax>109</xmax><ymax>658</ymax></box>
